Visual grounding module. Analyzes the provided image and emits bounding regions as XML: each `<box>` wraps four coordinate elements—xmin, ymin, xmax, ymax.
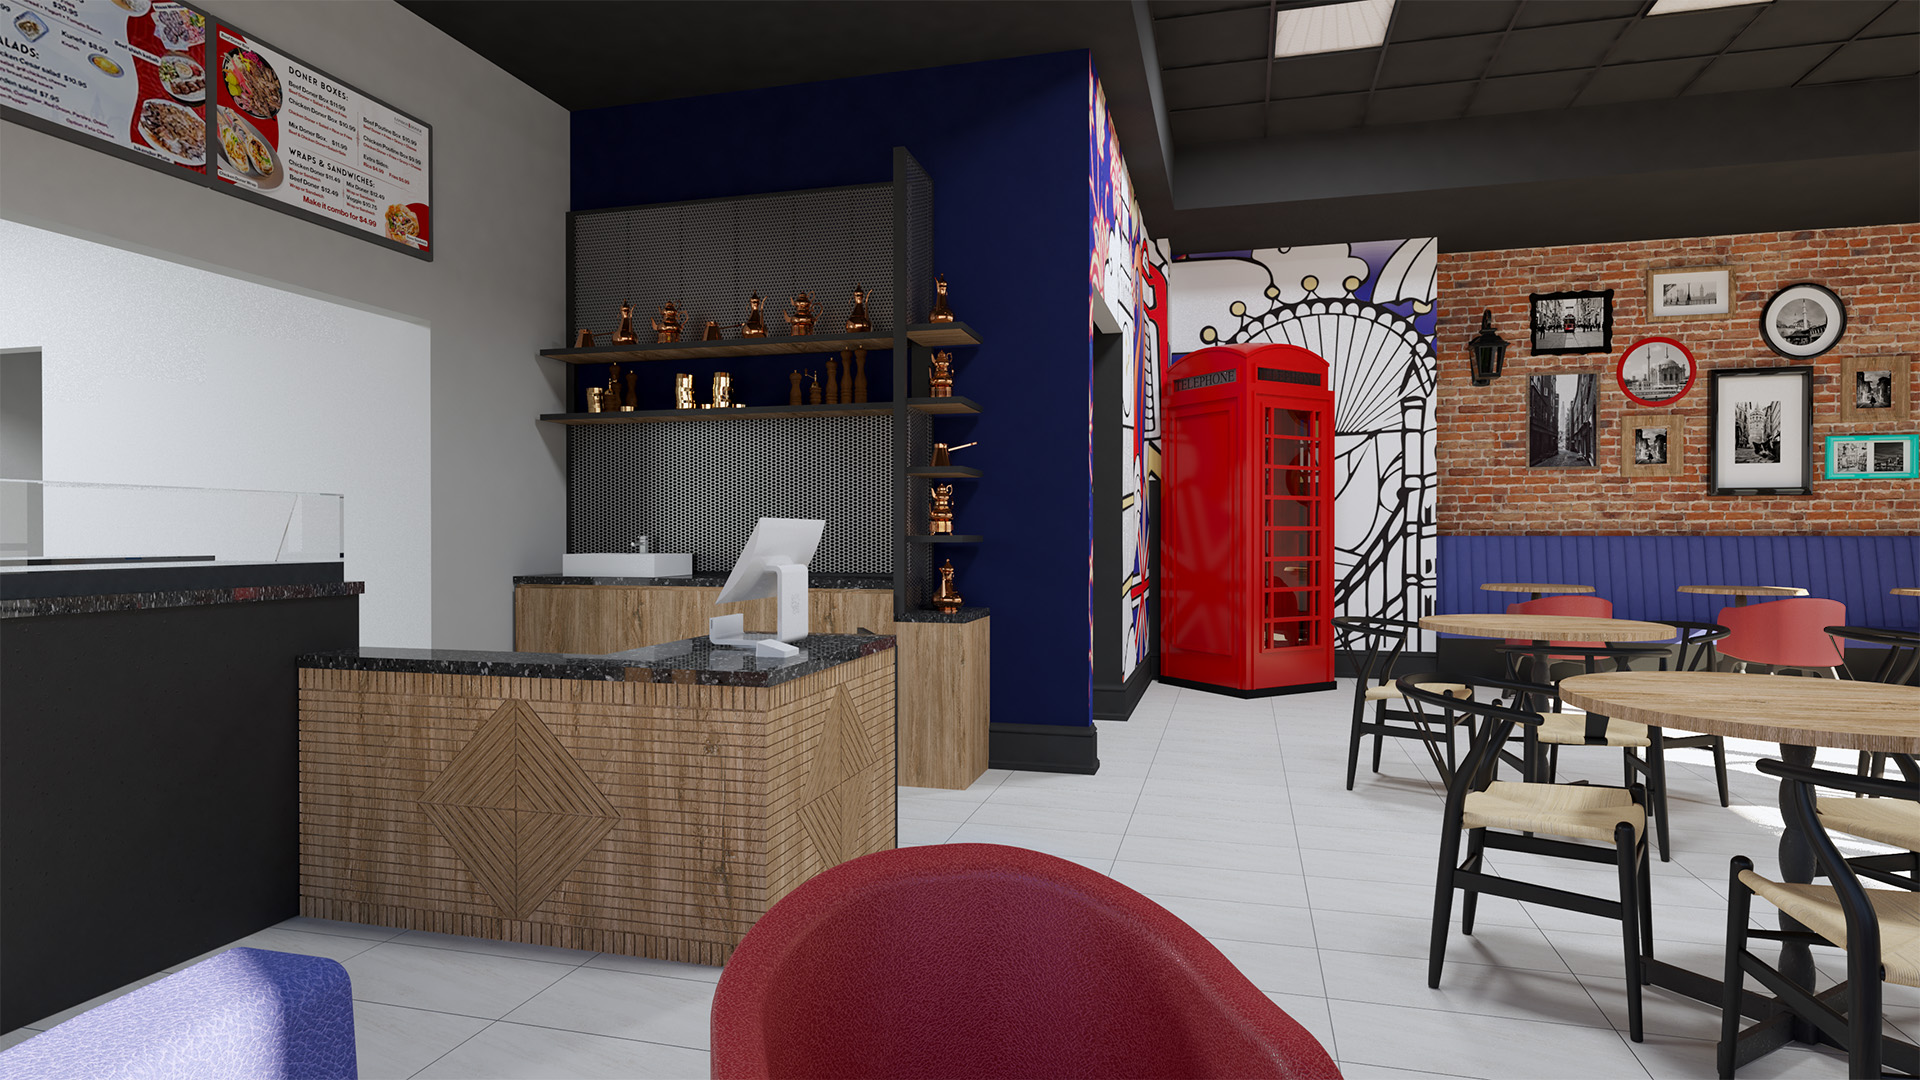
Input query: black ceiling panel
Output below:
<box><xmin>1486</xmin><ymin>20</ymin><xmax>1630</xmax><ymax>76</ymax></box>
<box><xmin>1387</xmin><ymin>0</ymin><xmax>1520</xmax><ymax>42</ymax></box>
<box><xmin>1267</xmin><ymin>92</ymin><xmax>1372</xmax><ymax>134</ymax></box>
<box><xmin>1575</xmin><ymin>56</ymin><xmax>1712</xmax><ymax>106</ymax></box>
<box><xmin>1154</xmin><ymin>5</ymin><xmax>1275</xmax><ymax>68</ymax></box>
<box><xmin>1466</xmin><ymin>69</ymin><xmax>1591</xmax><ymax>115</ymax></box>
<box><xmin>1162</xmin><ymin>58</ymin><xmax>1268</xmax><ymax>110</ymax></box>
<box><xmin>1861</xmin><ymin>1</ymin><xmax>1920</xmax><ymax>38</ymax></box>
<box><xmin>1608</xmin><ymin>6</ymin><xmax>1759</xmax><ymax>64</ymax></box>
<box><xmin>1510</xmin><ymin>0</ymin><xmax>1645</xmax><ymax>29</ymax></box>
<box><xmin>1269</xmin><ymin>49</ymin><xmax>1384</xmax><ymax>99</ymax></box>
<box><xmin>1802</xmin><ymin>34</ymin><xmax>1920</xmax><ymax>82</ymax></box>
<box><xmin>1686</xmin><ymin>43</ymin><xmax>1835</xmax><ymax>94</ymax></box>
<box><xmin>1148</xmin><ymin>0</ymin><xmax>1266</xmax><ymax>18</ymax></box>
<box><xmin>1376</xmin><ymin>32</ymin><xmax>1506</xmax><ymax>88</ymax></box>
<box><xmin>1169</xmin><ymin>101</ymin><xmax>1266</xmax><ymax>146</ymax></box>
<box><xmin>1728</xmin><ymin>0</ymin><xmax>1886</xmax><ymax>51</ymax></box>
<box><xmin>1365</xmin><ymin>79</ymin><xmax>1478</xmax><ymax>124</ymax></box>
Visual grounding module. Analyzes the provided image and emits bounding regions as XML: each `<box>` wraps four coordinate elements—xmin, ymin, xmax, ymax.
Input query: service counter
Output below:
<box><xmin>296</xmin><ymin>634</ymin><xmax>897</xmax><ymax>966</ymax></box>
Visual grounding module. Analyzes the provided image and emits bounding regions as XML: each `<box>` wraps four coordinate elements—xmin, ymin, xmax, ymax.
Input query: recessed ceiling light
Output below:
<box><xmin>1646</xmin><ymin>0</ymin><xmax>1770</xmax><ymax>15</ymax></box>
<box><xmin>1274</xmin><ymin>0</ymin><xmax>1394</xmax><ymax>59</ymax></box>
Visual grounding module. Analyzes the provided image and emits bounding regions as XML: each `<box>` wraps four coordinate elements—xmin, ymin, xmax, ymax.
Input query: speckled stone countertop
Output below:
<box><xmin>2</xmin><ymin>576</ymin><xmax>363</xmax><ymax>619</ymax></box>
<box><xmin>300</xmin><ymin>633</ymin><xmax>896</xmax><ymax>688</ymax></box>
<box><xmin>515</xmin><ymin>573</ymin><xmax>894</xmax><ymax>590</ymax></box>
<box><xmin>895</xmin><ymin>606</ymin><xmax>990</xmax><ymax>624</ymax></box>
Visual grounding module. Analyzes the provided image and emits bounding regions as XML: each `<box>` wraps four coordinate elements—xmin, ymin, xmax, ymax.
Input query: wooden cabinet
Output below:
<box><xmin>514</xmin><ymin>585</ymin><xmax>895</xmax><ymax>654</ymax></box>
<box><xmin>897</xmin><ymin>617</ymin><xmax>990</xmax><ymax>789</ymax></box>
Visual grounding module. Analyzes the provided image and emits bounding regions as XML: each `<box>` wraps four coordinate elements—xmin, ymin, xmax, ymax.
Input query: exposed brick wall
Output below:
<box><xmin>1437</xmin><ymin>224</ymin><xmax>1920</xmax><ymax>536</ymax></box>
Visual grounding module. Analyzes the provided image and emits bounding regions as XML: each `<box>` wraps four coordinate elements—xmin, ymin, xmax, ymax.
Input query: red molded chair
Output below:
<box><xmin>1504</xmin><ymin>594</ymin><xmax>1613</xmax><ymax>651</ymax></box>
<box><xmin>1717</xmin><ymin>597</ymin><xmax>1848</xmax><ymax>674</ymax></box>
<box><xmin>711</xmin><ymin>844</ymin><xmax>1341</xmax><ymax>1080</ymax></box>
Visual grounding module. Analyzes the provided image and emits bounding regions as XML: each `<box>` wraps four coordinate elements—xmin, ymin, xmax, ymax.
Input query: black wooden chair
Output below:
<box><xmin>1718</xmin><ymin>758</ymin><xmax>1920</xmax><ymax>1079</ymax></box>
<box><xmin>1826</xmin><ymin>626</ymin><xmax>1920</xmax><ymax>788</ymax></box>
<box><xmin>1656</xmin><ymin>620</ymin><xmax>1734</xmax><ymax>808</ymax></box>
<box><xmin>1398</xmin><ymin>673</ymin><xmax>1653</xmax><ymax>1042</ymax></box>
<box><xmin>1333</xmin><ymin>616</ymin><xmax>1469</xmax><ymax>789</ymax></box>
<box><xmin>1817</xmin><ymin>753</ymin><xmax>1920</xmax><ymax>887</ymax></box>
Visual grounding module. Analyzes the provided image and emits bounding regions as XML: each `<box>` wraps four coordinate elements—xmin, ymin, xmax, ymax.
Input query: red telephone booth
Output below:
<box><xmin>1161</xmin><ymin>343</ymin><xmax>1335</xmax><ymax>696</ymax></box>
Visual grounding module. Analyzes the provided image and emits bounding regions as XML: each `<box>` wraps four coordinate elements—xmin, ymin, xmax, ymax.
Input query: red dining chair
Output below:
<box><xmin>1503</xmin><ymin>594</ymin><xmax>1614</xmax><ymax>652</ymax></box>
<box><xmin>1716</xmin><ymin>597</ymin><xmax>1849</xmax><ymax>675</ymax></box>
<box><xmin>711</xmin><ymin>844</ymin><xmax>1341</xmax><ymax>1080</ymax></box>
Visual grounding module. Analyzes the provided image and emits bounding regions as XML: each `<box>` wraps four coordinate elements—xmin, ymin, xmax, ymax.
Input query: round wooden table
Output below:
<box><xmin>1422</xmin><ymin>613</ymin><xmax>1674</xmax><ymax>642</ymax></box>
<box><xmin>1678</xmin><ymin>584</ymin><xmax>1809</xmax><ymax>607</ymax></box>
<box><xmin>1893</xmin><ymin>587</ymin><xmax>1920</xmax><ymax>598</ymax></box>
<box><xmin>1560</xmin><ymin>670</ymin><xmax>1920</xmax><ymax>1064</ymax></box>
<box><xmin>1479</xmin><ymin>582</ymin><xmax>1596</xmax><ymax>601</ymax></box>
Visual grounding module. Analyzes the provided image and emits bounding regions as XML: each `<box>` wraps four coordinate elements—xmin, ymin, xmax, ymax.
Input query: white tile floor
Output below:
<box><xmin>4</xmin><ymin>679</ymin><xmax>1912</xmax><ymax>1078</ymax></box>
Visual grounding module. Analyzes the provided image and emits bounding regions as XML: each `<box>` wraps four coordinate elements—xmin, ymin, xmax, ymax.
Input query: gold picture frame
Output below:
<box><xmin>1620</xmin><ymin>412</ymin><xmax>1684</xmax><ymax>478</ymax></box>
<box><xmin>1645</xmin><ymin>265</ymin><xmax>1735</xmax><ymax>321</ymax></box>
<box><xmin>1838</xmin><ymin>355</ymin><xmax>1910</xmax><ymax>422</ymax></box>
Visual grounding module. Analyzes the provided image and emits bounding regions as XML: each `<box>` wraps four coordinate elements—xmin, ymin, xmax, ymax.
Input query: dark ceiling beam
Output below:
<box><xmin>1129</xmin><ymin>0</ymin><xmax>1177</xmax><ymax>198</ymax></box>
<box><xmin>1173</xmin><ymin>78</ymin><xmax>1917</xmax><ymax>209</ymax></box>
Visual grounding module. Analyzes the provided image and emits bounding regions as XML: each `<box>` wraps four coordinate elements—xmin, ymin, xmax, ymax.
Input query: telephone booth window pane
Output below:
<box><xmin>1268</xmin><ymin>500</ymin><xmax>1313</xmax><ymax>527</ymax></box>
<box><xmin>1270</xmin><ymin>409</ymin><xmax>1316</xmax><ymax>438</ymax></box>
<box><xmin>1266</xmin><ymin>529</ymin><xmax>1314</xmax><ymax>557</ymax></box>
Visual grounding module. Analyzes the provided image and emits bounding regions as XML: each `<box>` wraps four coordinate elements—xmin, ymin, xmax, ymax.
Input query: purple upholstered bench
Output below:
<box><xmin>0</xmin><ymin>947</ymin><xmax>357</xmax><ymax>1080</ymax></box>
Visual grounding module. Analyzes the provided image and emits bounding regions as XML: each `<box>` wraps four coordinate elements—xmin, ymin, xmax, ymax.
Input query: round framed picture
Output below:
<box><xmin>1760</xmin><ymin>283</ymin><xmax>1845</xmax><ymax>359</ymax></box>
<box><xmin>1616</xmin><ymin>336</ymin><xmax>1697</xmax><ymax>407</ymax></box>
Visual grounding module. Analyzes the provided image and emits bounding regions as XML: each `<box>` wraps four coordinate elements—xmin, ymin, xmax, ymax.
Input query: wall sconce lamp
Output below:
<box><xmin>1466</xmin><ymin>309</ymin><xmax>1507</xmax><ymax>386</ymax></box>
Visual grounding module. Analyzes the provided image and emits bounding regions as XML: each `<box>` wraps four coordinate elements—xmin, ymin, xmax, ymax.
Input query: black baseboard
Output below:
<box><xmin>1159</xmin><ymin>676</ymin><xmax>1338</xmax><ymax>699</ymax></box>
<box><xmin>1434</xmin><ymin>639</ymin><xmax>1912</xmax><ymax>684</ymax></box>
<box><xmin>989</xmin><ymin>722</ymin><xmax>1099</xmax><ymax>774</ymax></box>
<box><xmin>1334</xmin><ymin>649</ymin><xmax>1437</xmax><ymax>680</ymax></box>
<box><xmin>1092</xmin><ymin>652</ymin><xmax>1158</xmax><ymax>721</ymax></box>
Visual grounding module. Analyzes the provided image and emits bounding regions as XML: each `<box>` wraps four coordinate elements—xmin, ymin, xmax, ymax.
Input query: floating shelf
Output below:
<box><xmin>906</xmin><ymin>322</ymin><xmax>982</xmax><ymax>347</ymax></box>
<box><xmin>906</xmin><ymin>466</ymin><xmax>983</xmax><ymax>479</ymax></box>
<box><xmin>540</xmin><ymin>403</ymin><xmax>890</xmax><ymax>425</ymax></box>
<box><xmin>908</xmin><ymin>535</ymin><xmax>983</xmax><ymax>544</ymax></box>
<box><xmin>539</xmin><ymin>333</ymin><xmax>893</xmax><ymax>365</ymax></box>
<box><xmin>907</xmin><ymin>396</ymin><xmax>981</xmax><ymax>415</ymax></box>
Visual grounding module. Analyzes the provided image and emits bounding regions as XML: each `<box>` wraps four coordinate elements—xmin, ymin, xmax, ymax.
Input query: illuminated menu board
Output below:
<box><xmin>1</xmin><ymin>0</ymin><xmax>431</xmax><ymax>260</ymax></box>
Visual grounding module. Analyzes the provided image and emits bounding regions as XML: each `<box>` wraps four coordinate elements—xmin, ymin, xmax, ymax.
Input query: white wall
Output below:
<box><xmin>0</xmin><ymin>221</ymin><xmax>430</xmax><ymax>646</ymax></box>
<box><xmin>0</xmin><ymin>0</ymin><xmax>569</xmax><ymax>648</ymax></box>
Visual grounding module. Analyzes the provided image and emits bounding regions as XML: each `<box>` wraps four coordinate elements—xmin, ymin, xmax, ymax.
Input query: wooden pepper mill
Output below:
<box><xmin>808</xmin><ymin>371</ymin><xmax>823</xmax><ymax>405</ymax></box>
<box><xmin>605</xmin><ymin>363</ymin><xmax>624</xmax><ymax>408</ymax></box>
<box><xmin>622</xmin><ymin>370</ymin><xmax>639</xmax><ymax>411</ymax></box>
<box><xmin>789</xmin><ymin>370</ymin><xmax>804</xmax><ymax>406</ymax></box>
<box><xmin>826</xmin><ymin>358</ymin><xmax>840</xmax><ymax>404</ymax></box>
<box><xmin>853</xmin><ymin>348</ymin><xmax>869</xmax><ymax>403</ymax></box>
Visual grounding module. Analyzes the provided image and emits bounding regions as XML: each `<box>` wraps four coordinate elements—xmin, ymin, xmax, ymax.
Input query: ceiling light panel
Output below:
<box><xmin>1647</xmin><ymin>0</ymin><xmax>1770</xmax><ymax>15</ymax></box>
<box><xmin>1274</xmin><ymin>0</ymin><xmax>1395</xmax><ymax>59</ymax></box>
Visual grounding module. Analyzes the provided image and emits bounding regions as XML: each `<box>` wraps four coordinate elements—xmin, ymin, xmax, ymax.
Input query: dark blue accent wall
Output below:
<box><xmin>572</xmin><ymin>51</ymin><xmax>1094</xmax><ymax>728</ymax></box>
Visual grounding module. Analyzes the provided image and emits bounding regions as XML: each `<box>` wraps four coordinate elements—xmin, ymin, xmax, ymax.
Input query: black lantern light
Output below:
<box><xmin>1466</xmin><ymin>309</ymin><xmax>1507</xmax><ymax>386</ymax></box>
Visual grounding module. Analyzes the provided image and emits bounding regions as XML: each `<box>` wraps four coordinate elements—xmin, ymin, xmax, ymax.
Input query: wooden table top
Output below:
<box><xmin>1421</xmin><ymin>614</ymin><xmax>1676</xmax><ymax>641</ymax></box>
<box><xmin>1479</xmin><ymin>583</ymin><xmax>1596</xmax><ymax>594</ymax></box>
<box><xmin>1677</xmin><ymin>585</ymin><xmax>1809</xmax><ymax>597</ymax></box>
<box><xmin>1561</xmin><ymin>671</ymin><xmax>1920</xmax><ymax>753</ymax></box>
<box><xmin>1893</xmin><ymin>588</ymin><xmax>1920</xmax><ymax>597</ymax></box>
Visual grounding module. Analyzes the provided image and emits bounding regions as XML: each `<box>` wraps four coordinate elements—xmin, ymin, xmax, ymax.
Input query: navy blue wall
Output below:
<box><xmin>572</xmin><ymin>51</ymin><xmax>1093</xmax><ymax>728</ymax></box>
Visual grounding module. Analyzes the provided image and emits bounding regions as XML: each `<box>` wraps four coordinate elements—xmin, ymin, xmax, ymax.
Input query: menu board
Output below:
<box><xmin>1</xmin><ymin>1</ymin><xmax>431</xmax><ymax>259</ymax></box>
<box><xmin>212</xmin><ymin>23</ymin><xmax>428</xmax><ymax>254</ymax></box>
<box><xmin>0</xmin><ymin>0</ymin><xmax>209</xmax><ymax>175</ymax></box>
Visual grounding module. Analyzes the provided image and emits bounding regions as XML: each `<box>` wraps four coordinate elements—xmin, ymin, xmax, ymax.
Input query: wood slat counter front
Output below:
<box><xmin>513</xmin><ymin>576</ymin><xmax>896</xmax><ymax>654</ymax></box>
<box><xmin>297</xmin><ymin>636</ymin><xmax>896</xmax><ymax>967</ymax></box>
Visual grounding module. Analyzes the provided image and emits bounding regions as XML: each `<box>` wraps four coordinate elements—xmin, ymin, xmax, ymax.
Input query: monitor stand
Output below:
<box><xmin>708</xmin><ymin>561</ymin><xmax>807</xmax><ymax>659</ymax></box>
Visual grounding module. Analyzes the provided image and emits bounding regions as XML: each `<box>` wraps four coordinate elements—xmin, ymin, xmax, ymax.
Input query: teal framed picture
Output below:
<box><xmin>1825</xmin><ymin>433</ymin><xmax>1919</xmax><ymax>479</ymax></box>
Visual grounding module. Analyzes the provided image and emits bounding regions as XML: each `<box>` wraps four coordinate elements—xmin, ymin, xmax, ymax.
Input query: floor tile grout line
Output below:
<box><xmin>480</xmin><ymin>1016</ymin><xmax>710</xmax><ymax>1055</ymax></box>
<box><xmin>1277</xmin><ymin>692</ymin><xmax>1340</xmax><ymax>1063</ymax></box>
<box><xmin>406</xmin><ymin>1019</ymin><xmax>499</xmax><ymax>1080</ymax></box>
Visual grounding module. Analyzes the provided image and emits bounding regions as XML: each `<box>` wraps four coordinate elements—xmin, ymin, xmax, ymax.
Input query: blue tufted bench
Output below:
<box><xmin>0</xmin><ymin>947</ymin><xmax>357</xmax><ymax>1080</ymax></box>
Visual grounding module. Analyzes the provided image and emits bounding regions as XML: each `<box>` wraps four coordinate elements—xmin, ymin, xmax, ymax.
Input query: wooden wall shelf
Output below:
<box><xmin>906</xmin><ymin>322</ymin><xmax>982</xmax><ymax>348</ymax></box>
<box><xmin>907</xmin><ymin>396</ymin><xmax>981</xmax><ymax>415</ymax></box>
<box><xmin>906</xmin><ymin>466</ymin><xmax>983</xmax><ymax>479</ymax></box>
<box><xmin>540</xmin><ymin>333</ymin><xmax>894</xmax><ymax>365</ymax></box>
<box><xmin>541</xmin><ymin>403</ymin><xmax>890</xmax><ymax>425</ymax></box>
<box><xmin>909</xmin><ymin>535</ymin><xmax>983</xmax><ymax>544</ymax></box>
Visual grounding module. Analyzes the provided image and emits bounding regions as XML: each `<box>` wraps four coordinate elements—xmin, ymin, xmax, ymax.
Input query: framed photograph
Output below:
<box><xmin>1646</xmin><ymin>265</ymin><xmax>1734</xmax><ymax>320</ymax></box>
<box><xmin>1621</xmin><ymin>412</ymin><xmax>1684</xmax><ymax>478</ymax></box>
<box><xmin>1760</xmin><ymin>283</ymin><xmax>1846</xmax><ymax>360</ymax></box>
<box><xmin>1616</xmin><ymin>337</ymin><xmax>1698</xmax><ymax>407</ymax></box>
<box><xmin>1826</xmin><ymin>434</ymin><xmax>1919</xmax><ymax>480</ymax></box>
<box><xmin>1531</xmin><ymin>290</ymin><xmax>1613</xmax><ymax>354</ymax></box>
<box><xmin>1838</xmin><ymin>355</ymin><xmax>1910</xmax><ymax>422</ymax></box>
<box><xmin>1708</xmin><ymin>367</ymin><xmax>1813</xmax><ymax>495</ymax></box>
<box><xmin>1528</xmin><ymin>372</ymin><xmax>1599</xmax><ymax>468</ymax></box>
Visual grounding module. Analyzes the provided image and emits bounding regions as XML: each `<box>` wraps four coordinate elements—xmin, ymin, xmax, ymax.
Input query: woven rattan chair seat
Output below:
<box><xmin>1461</xmin><ymin>780</ymin><xmax>1645</xmax><ymax>844</ymax></box>
<box><xmin>1737</xmin><ymin>870</ymin><xmax>1920</xmax><ymax>987</ymax></box>
<box><xmin>1365</xmin><ymin>682</ymin><xmax>1470</xmax><ymax>702</ymax></box>
<box><xmin>1817</xmin><ymin>799</ymin><xmax>1920</xmax><ymax>852</ymax></box>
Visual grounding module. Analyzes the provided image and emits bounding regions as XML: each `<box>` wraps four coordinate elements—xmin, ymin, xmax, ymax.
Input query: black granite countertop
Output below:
<box><xmin>1</xmin><ymin>562</ymin><xmax>362</xmax><ymax>619</ymax></box>
<box><xmin>516</xmin><ymin>573</ymin><xmax>894</xmax><ymax>590</ymax></box>
<box><xmin>895</xmin><ymin>606</ymin><xmax>990</xmax><ymax>624</ymax></box>
<box><xmin>300</xmin><ymin>633</ymin><xmax>895</xmax><ymax>687</ymax></box>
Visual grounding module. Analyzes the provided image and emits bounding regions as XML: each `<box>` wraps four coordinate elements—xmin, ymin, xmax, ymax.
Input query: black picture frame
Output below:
<box><xmin>1527</xmin><ymin>372</ymin><xmax>1599</xmax><ymax>469</ymax></box>
<box><xmin>1529</xmin><ymin>290</ymin><xmax>1613</xmax><ymax>355</ymax></box>
<box><xmin>1708</xmin><ymin>367</ymin><xmax>1814</xmax><ymax>496</ymax></box>
<box><xmin>1759</xmin><ymin>283</ymin><xmax>1845</xmax><ymax>360</ymax></box>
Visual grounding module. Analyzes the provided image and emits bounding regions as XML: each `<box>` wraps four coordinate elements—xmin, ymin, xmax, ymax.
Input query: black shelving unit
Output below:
<box><xmin>909</xmin><ymin>535</ymin><xmax>983</xmax><ymax>544</ymax></box>
<box><xmin>541</xmin><ymin>403</ymin><xmax>889</xmax><ymax>425</ymax></box>
<box><xmin>905</xmin><ymin>465</ymin><xmax>983</xmax><ymax>479</ymax></box>
<box><xmin>539</xmin><ymin>334</ymin><xmax>893</xmax><ymax>365</ymax></box>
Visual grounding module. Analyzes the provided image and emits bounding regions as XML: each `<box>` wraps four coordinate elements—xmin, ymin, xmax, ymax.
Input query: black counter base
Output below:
<box><xmin>1159</xmin><ymin>676</ymin><xmax>1339</xmax><ymax>699</ymax></box>
<box><xmin>988</xmin><ymin>722</ymin><xmax>1099</xmax><ymax>775</ymax></box>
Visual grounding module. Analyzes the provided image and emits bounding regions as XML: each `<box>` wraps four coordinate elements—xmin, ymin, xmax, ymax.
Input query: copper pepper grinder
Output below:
<box><xmin>853</xmin><ymin>348</ymin><xmax>869</xmax><ymax>402</ymax></box>
<box><xmin>932</xmin><ymin>559</ymin><xmax>963</xmax><ymax>612</ymax></box>
<box><xmin>929</xmin><ymin>350</ymin><xmax>955</xmax><ymax>397</ymax></box>
<box><xmin>789</xmin><ymin>370</ymin><xmax>804</xmax><ymax>406</ymax></box>
<box><xmin>928</xmin><ymin>483</ymin><xmax>955</xmax><ymax>535</ymax></box>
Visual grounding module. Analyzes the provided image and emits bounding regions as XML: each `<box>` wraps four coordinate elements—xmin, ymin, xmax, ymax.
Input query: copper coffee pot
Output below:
<box><xmin>574</xmin><ymin>328</ymin><xmax>596</xmax><ymax>348</ymax></box>
<box><xmin>929</xmin><ymin>441</ymin><xmax>977</xmax><ymax>467</ymax></box>
<box><xmin>845</xmin><ymin>285</ymin><xmax>872</xmax><ymax>333</ymax></box>
<box><xmin>612</xmin><ymin>302</ymin><xmax>638</xmax><ymax>344</ymax></box>
<box><xmin>742</xmin><ymin>293</ymin><xmax>768</xmax><ymax>337</ymax></box>
<box><xmin>702</xmin><ymin>320</ymin><xmax>723</xmax><ymax>341</ymax></box>
<box><xmin>652</xmin><ymin>302</ymin><xmax>685</xmax><ymax>343</ymax></box>
<box><xmin>928</xmin><ymin>483</ymin><xmax>955</xmax><ymax>535</ymax></box>
<box><xmin>785</xmin><ymin>293</ymin><xmax>816</xmax><ymax>336</ymax></box>
<box><xmin>929</xmin><ymin>350</ymin><xmax>955</xmax><ymax>397</ymax></box>
<box><xmin>927</xmin><ymin>274</ymin><xmax>955</xmax><ymax>323</ymax></box>
<box><xmin>932</xmin><ymin>559</ymin><xmax>963</xmax><ymax>612</ymax></box>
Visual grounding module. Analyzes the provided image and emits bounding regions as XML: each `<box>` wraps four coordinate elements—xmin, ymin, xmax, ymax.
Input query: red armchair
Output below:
<box><xmin>712</xmin><ymin>843</ymin><xmax>1340</xmax><ymax>1079</ymax></box>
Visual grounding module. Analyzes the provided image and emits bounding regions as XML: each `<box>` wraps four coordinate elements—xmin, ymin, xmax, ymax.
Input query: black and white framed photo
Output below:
<box><xmin>1826</xmin><ymin>434</ymin><xmax>1919</xmax><ymax>480</ymax></box>
<box><xmin>1759</xmin><ymin>283</ymin><xmax>1845</xmax><ymax>360</ymax></box>
<box><xmin>1708</xmin><ymin>367</ymin><xmax>1813</xmax><ymax>495</ymax></box>
<box><xmin>1646</xmin><ymin>265</ymin><xmax>1733</xmax><ymax>320</ymax></box>
<box><xmin>1616</xmin><ymin>336</ymin><xmax>1697</xmax><ymax>407</ymax></box>
<box><xmin>1530</xmin><ymin>290</ymin><xmax>1613</xmax><ymax>354</ymax></box>
<box><xmin>1620</xmin><ymin>412</ymin><xmax>1684</xmax><ymax>478</ymax></box>
<box><xmin>1839</xmin><ymin>355</ymin><xmax>1910</xmax><ymax>422</ymax></box>
<box><xmin>1528</xmin><ymin>372</ymin><xmax>1599</xmax><ymax>468</ymax></box>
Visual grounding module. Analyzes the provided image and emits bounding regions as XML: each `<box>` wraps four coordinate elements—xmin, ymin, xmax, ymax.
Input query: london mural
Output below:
<box><xmin>1165</xmin><ymin>242</ymin><xmax>1440</xmax><ymax>639</ymax></box>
